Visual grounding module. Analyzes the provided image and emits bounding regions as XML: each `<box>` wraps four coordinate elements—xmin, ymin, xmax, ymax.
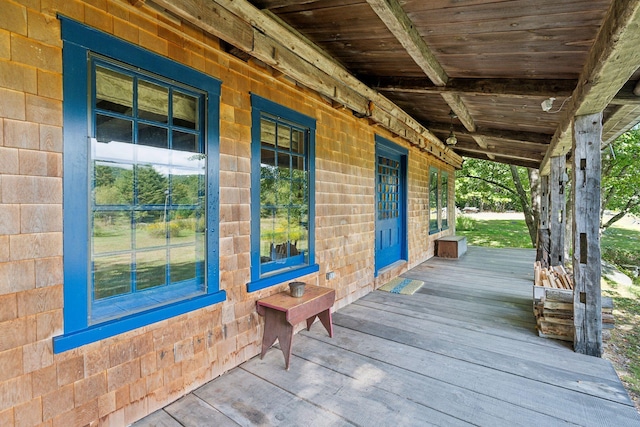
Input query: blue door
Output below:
<box><xmin>375</xmin><ymin>137</ymin><xmax>407</xmax><ymax>273</ymax></box>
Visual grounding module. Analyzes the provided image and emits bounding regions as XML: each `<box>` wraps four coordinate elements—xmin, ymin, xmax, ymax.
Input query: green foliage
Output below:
<box><xmin>455</xmin><ymin>215</ymin><xmax>477</xmax><ymax>231</ymax></box>
<box><xmin>146</xmin><ymin>220</ymin><xmax>189</xmax><ymax>238</ymax></box>
<box><xmin>601</xmin><ymin>129</ymin><xmax>640</xmax><ymax>228</ymax></box>
<box><xmin>455</xmin><ymin>158</ymin><xmax>528</xmax><ymax>212</ymax></box>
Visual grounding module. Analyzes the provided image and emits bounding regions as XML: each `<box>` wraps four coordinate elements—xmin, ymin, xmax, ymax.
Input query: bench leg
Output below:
<box><xmin>260</xmin><ymin>309</ymin><xmax>294</xmax><ymax>370</ymax></box>
<box><xmin>305</xmin><ymin>309</ymin><xmax>333</xmax><ymax>338</ymax></box>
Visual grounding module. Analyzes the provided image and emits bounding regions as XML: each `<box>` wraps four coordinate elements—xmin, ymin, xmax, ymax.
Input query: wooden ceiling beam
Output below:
<box><xmin>372</xmin><ymin>77</ymin><xmax>577</xmax><ymax>99</ymax></box>
<box><xmin>150</xmin><ymin>0</ymin><xmax>462</xmax><ymax>168</ymax></box>
<box><xmin>365</xmin><ymin>0</ymin><xmax>448</xmax><ymax>87</ymax></box>
<box><xmin>429</xmin><ymin>124</ymin><xmax>552</xmax><ymax>146</ymax></box>
<box><xmin>541</xmin><ymin>0</ymin><xmax>640</xmax><ymax>174</ymax></box>
<box><xmin>455</xmin><ymin>149</ymin><xmax>541</xmax><ymax>169</ymax></box>
<box><xmin>455</xmin><ymin>144</ymin><xmax>543</xmax><ymax>163</ymax></box>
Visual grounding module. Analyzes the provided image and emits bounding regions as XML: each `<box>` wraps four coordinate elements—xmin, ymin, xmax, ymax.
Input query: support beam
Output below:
<box><xmin>572</xmin><ymin>113</ymin><xmax>603</xmax><ymax>357</ymax></box>
<box><xmin>365</xmin><ymin>0</ymin><xmax>448</xmax><ymax>86</ymax></box>
<box><xmin>372</xmin><ymin>77</ymin><xmax>577</xmax><ymax>99</ymax></box>
<box><xmin>537</xmin><ymin>175</ymin><xmax>551</xmax><ymax>266</ymax></box>
<box><xmin>549</xmin><ymin>156</ymin><xmax>567</xmax><ymax>266</ymax></box>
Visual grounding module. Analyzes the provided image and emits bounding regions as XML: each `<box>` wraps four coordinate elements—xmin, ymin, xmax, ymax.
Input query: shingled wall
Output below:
<box><xmin>0</xmin><ymin>1</ymin><xmax>455</xmax><ymax>425</ymax></box>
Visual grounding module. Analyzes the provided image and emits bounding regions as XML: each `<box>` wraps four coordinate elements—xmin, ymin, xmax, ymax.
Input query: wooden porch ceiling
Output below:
<box><xmin>149</xmin><ymin>0</ymin><xmax>640</xmax><ymax>173</ymax></box>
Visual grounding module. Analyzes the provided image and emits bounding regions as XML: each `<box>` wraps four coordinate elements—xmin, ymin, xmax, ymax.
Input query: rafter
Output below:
<box><xmin>365</xmin><ymin>0</ymin><xmax>448</xmax><ymax>86</ymax></box>
<box><xmin>541</xmin><ymin>0</ymin><xmax>640</xmax><ymax>174</ymax></box>
<box><xmin>372</xmin><ymin>77</ymin><xmax>577</xmax><ymax>99</ymax></box>
<box><xmin>428</xmin><ymin>124</ymin><xmax>552</xmax><ymax>147</ymax></box>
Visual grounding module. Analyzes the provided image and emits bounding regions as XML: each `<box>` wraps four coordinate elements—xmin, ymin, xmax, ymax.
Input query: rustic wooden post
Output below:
<box><xmin>550</xmin><ymin>156</ymin><xmax>566</xmax><ymax>266</ymax></box>
<box><xmin>536</xmin><ymin>174</ymin><xmax>550</xmax><ymax>267</ymax></box>
<box><xmin>572</xmin><ymin>113</ymin><xmax>602</xmax><ymax>356</ymax></box>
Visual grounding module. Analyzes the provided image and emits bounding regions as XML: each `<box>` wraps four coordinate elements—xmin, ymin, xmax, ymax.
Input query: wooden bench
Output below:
<box><xmin>256</xmin><ymin>285</ymin><xmax>335</xmax><ymax>369</ymax></box>
<box><xmin>436</xmin><ymin>235</ymin><xmax>467</xmax><ymax>258</ymax></box>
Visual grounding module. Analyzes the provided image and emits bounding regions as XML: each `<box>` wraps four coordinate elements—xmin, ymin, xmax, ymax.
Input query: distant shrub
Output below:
<box><xmin>456</xmin><ymin>215</ymin><xmax>477</xmax><ymax>231</ymax></box>
<box><xmin>147</xmin><ymin>221</ymin><xmax>184</xmax><ymax>238</ymax></box>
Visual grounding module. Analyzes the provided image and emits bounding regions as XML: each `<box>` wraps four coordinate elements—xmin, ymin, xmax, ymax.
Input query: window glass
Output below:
<box><xmin>90</xmin><ymin>62</ymin><xmax>207</xmax><ymax>324</ymax></box>
<box><xmin>441</xmin><ymin>172</ymin><xmax>449</xmax><ymax>230</ymax></box>
<box><xmin>429</xmin><ymin>167</ymin><xmax>439</xmax><ymax>233</ymax></box>
<box><xmin>258</xmin><ymin>119</ymin><xmax>309</xmax><ymax>276</ymax></box>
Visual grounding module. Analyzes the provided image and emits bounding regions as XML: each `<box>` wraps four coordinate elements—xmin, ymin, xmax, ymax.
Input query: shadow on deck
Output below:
<box><xmin>135</xmin><ymin>246</ymin><xmax>640</xmax><ymax>426</ymax></box>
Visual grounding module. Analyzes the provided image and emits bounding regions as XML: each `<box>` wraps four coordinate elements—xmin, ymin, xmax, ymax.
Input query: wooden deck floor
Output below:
<box><xmin>134</xmin><ymin>246</ymin><xmax>640</xmax><ymax>426</ymax></box>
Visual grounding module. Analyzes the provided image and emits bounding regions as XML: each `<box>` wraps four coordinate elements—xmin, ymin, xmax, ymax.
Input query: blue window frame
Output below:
<box><xmin>429</xmin><ymin>167</ymin><xmax>439</xmax><ymax>234</ymax></box>
<box><xmin>429</xmin><ymin>167</ymin><xmax>449</xmax><ymax>234</ymax></box>
<box><xmin>55</xmin><ymin>17</ymin><xmax>225</xmax><ymax>353</ymax></box>
<box><xmin>247</xmin><ymin>95</ymin><xmax>318</xmax><ymax>292</ymax></box>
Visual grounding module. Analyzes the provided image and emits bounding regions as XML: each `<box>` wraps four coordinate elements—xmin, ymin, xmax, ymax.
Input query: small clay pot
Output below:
<box><xmin>289</xmin><ymin>281</ymin><xmax>306</xmax><ymax>297</ymax></box>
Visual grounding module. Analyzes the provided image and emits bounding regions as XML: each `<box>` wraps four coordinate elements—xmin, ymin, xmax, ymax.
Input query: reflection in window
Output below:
<box><xmin>258</xmin><ymin>117</ymin><xmax>309</xmax><ymax>276</ymax></box>
<box><xmin>429</xmin><ymin>167</ymin><xmax>439</xmax><ymax>233</ymax></box>
<box><xmin>441</xmin><ymin>172</ymin><xmax>449</xmax><ymax>230</ymax></box>
<box><xmin>91</xmin><ymin>60</ymin><xmax>205</xmax><ymax>323</ymax></box>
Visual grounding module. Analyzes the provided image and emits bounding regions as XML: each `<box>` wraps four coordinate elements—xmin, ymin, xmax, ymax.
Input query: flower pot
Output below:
<box><xmin>289</xmin><ymin>281</ymin><xmax>306</xmax><ymax>298</ymax></box>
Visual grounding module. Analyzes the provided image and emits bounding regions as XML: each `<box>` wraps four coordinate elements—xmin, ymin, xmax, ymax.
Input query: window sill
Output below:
<box><xmin>53</xmin><ymin>290</ymin><xmax>226</xmax><ymax>353</ymax></box>
<box><xmin>247</xmin><ymin>264</ymin><xmax>319</xmax><ymax>292</ymax></box>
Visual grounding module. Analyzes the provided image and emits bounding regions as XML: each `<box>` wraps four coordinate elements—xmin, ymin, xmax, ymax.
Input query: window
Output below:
<box><xmin>248</xmin><ymin>95</ymin><xmax>318</xmax><ymax>292</ymax></box>
<box><xmin>55</xmin><ymin>18</ymin><xmax>225</xmax><ymax>352</ymax></box>
<box><xmin>441</xmin><ymin>172</ymin><xmax>449</xmax><ymax>230</ymax></box>
<box><xmin>429</xmin><ymin>167</ymin><xmax>450</xmax><ymax>234</ymax></box>
<box><xmin>429</xmin><ymin>167</ymin><xmax>439</xmax><ymax>234</ymax></box>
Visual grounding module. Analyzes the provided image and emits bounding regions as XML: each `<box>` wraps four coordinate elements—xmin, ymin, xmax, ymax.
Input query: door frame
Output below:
<box><xmin>374</xmin><ymin>135</ymin><xmax>408</xmax><ymax>276</ymax></box>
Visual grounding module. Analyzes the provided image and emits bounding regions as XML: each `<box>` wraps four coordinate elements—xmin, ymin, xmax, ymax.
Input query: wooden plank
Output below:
<box><xmin>572</xmin><ymin>113</ymin><xmax>603</xmax><ymax>356</ymax></box>
<box><xmin>163</xmin><ymin>394</ymin><xmax>239</xmax><ymax>426</ymax></box>
<box><xmin>193</xmin><ymin>367</ymin><xmax>350</xmax><ymax>425</ymax></box>
<box><xmin>242</xmin><ymin>347</ymin><xmax>466</xmax><ymax>426</ymax></box>
<box><xmin>130</xmin><ymin>410</ymin><xmax>183</xmax><ymax>427</ymax></box>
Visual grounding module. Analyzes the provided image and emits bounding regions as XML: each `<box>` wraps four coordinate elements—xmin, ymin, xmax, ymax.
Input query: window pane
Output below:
<box><xmin>136</xmin><ymin>250</ymin><xmax>167</xmax><ymax>290</ymax></box>
<box><xmin>96</xmin><ymin>115</ymin><xmax>133</xmax><ymax>144</ymax></box>
<box><xmin>96</xmin><ymin>66</ymin><xmax>133</xmax><ymax>115</ymax></box>
<box><xmin>442</xmin><ymin>172</ymin><xmax>449</xmax><ymax>229</ymax></box>
<box><xmin>277</xmin><ymin>124</ymin><xmax>291</xmax><ymax>149</ymax></box>
<box><xmin>173</xmin><ymin>91</ymin><xmax>198</xmax><ymax>129</ymax></box>
<box><xmin>135</xmin><ymin>210</ymin><xmax>166</xmax><ymax>249</ymax></box>
<box><xmin>138</xmin><ymin>79</ymin><xmax>168</xmax><ymax>123</ymax></box>
<box><xmin>93</xmin><ymin>211</ymin><xmax>131</xmax><ymax>253</ymax></box>
<box><xmin>173</xmin><ymin>130</ymin><xmax>197</xmax><ymax>152</ymax></box>
<box><xmin>135</xmin><ymin>165</ymin><xmax>169</xmax><ymax>205</ymax></box>
<box><xmin>261</xmin><ymin>119</ymin><xmax>276</xmax><ymax>146</ymax></box>
<box><xmin>260</xmin><ymin>207</ymin><xmax>277</xmax><ymax>263</ymax></box>
<box><xmin>172</xmin><ymin>171</ymin><xmax>204</xmax><ymax>206</ymax></box>
<box><xmin>291</xmin><ymin>129</ymin><xmax>304</xmax><ymax>154</ymax></box>
<box><xmin>138</xmin><ymin>123</ymin><xmax>168</xmax><ymax>149</ymax></box>
<box><xmin>94</xmin><ymin>254</ymin><xmax>132</xmax><ymax>299</ymax></box>
<box><xmin>429</xmin><ymin>169</ymin><xmax>439</xmax><ymax>232</ymax></box>
<box><xmin>170</xmin><ymin>246</ymin><xmax>199</xmax><ymax>284</ymax></box>
<box><xmin>94</xmin><ymin>162</ymin><xmax>134</xmax><ymax>205</ymax></box>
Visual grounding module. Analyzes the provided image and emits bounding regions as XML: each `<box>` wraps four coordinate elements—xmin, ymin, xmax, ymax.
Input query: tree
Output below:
<box><xmin>456</xmin><ymin>158</ymin><xmax>540</xmax><ymax>247</ymax></box>
<box><xmin>600</xmin><ymin>128</ymin><xmax>640</xmax><ymax>231</ymax></box>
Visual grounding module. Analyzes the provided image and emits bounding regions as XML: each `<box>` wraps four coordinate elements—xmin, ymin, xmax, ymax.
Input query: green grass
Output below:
<box><xmin>456</xmin><ymin>216</ymin><xmax>533</xmax><ymax>248</ymax></box>
<box><xmin>458</xmin><ymin>214</ymin><xmax>640</xmax><ymax>410</ymax></box>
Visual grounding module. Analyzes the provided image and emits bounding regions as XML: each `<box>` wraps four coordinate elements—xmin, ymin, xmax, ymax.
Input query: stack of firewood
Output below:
<box><xmin>533</xmin><ymin>262</ymin><xmax>614</xmax><ymax>342</ymax></box>
<box><xmin>534</xmin><ymin>261</ymin><xmax>573</xmax><ymax>289</ymax></box>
